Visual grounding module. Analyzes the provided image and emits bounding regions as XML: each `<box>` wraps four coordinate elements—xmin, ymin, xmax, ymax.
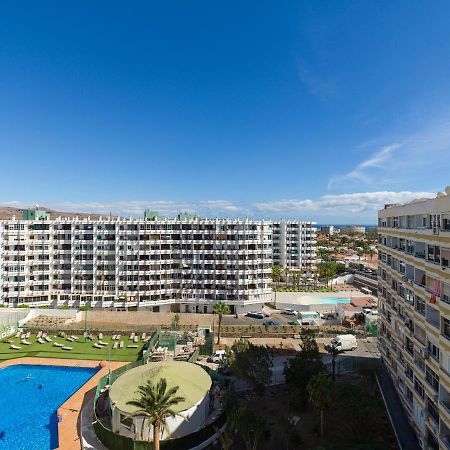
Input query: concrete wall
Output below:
<box><xmin>18</xmin><ymin>308</ymin><xmax>78</xmax><ymax>326</ymax></box>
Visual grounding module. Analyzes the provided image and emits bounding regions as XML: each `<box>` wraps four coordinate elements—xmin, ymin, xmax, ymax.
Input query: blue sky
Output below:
<box><xmin>1</xmin><ymin>1</ymin><xmax>450</xmax><ymax>223</ymax></box>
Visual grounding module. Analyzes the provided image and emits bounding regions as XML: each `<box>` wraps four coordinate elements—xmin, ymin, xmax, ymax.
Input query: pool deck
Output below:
<box><xmin>0</xmin><ymin>357</ymin><xmax>127</xmax><ymax>450</ymax></box>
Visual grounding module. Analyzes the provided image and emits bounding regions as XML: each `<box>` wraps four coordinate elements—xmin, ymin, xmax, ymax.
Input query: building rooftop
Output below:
<box><xmin>350</xmin><ymin>297</ymin><xmax>376</xmax><ymax>307</ymax></box>
<box><xmin>109</xmin><ymin>361</ymin><xmax>212</xmax><ymax>414</ymax></box>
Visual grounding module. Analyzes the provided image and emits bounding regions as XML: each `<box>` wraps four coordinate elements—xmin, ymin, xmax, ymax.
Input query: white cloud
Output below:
<box><xmin>3</xmin><ymin>190</ymin><xmax>435</xmax><ymax>223</ymax></box>
<box><xmin>252</xmin><ymin>191</ymin><xmax>435</xmax><ymax>216</ymax></box>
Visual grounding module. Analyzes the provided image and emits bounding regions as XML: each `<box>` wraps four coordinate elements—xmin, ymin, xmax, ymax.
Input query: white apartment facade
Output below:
<box><xmin>0</xmin><ymin>211</ymin><xmax>273</xmax><ymax>313</ymax></box>
<box><xmin>378</xmin><ymin>187</ymin><xmax>450</xmax><ymax>450</ymax></box>
<box><xmin>272</xmin><ymin>220</ymin><xmax>317</xmax><ymax>272</ymax></box>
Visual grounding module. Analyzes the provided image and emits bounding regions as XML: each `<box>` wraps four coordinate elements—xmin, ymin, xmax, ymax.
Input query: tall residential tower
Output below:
<box><xmin>272</xmin><ymin>220</ymin><xmax>317</xmax><ymax>272</ymax></box>
<box><xmin>378</xmin><ymin>187</ymin><xmax>450</xmax><ymax>450</ymax></box>
<box><xmin>0</xmin><ymin>211</ymin><xmax>273</xmax><ymax>313</ymax></box>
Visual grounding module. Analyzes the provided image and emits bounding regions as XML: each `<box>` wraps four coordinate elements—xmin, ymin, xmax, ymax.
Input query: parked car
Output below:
<box><xmin>282</xmin><ymin>308</ymin><xmax>298</xmax><ymax>316</ymax></box>
<box><xmin>209</xmin><ymin>350</ymin><xmax>226</xmax><ymax>363</ymax></box>
<box><xmin>246</xmin><ymin>311</ymin><xmax>264</xmax><ymax>319</ymax></box>
<box><xmin>325</xmin><ymin>334</ymin><xmax>357</xmax><ymax>352</ymax></box>
<box><xmin>320</xmin><ymin>312</ymin><xmax>336</xmax><ymax>320</ymax></box>
<box><xmin>264</xmin><ymin>320</ymin><xmax>280</xmax><ymax>326</ymax></box>
<box><xmin>301</xmin><ymin>320</ymin><xmax>318</xmax><ymax>326</ymax></box>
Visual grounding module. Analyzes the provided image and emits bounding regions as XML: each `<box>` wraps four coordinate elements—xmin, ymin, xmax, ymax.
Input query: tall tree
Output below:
<box><xmin>317</xmin><ymin>262</ymin><xmax>337</xmax><ymax>288</ymax></box>
<box><xmin>213</xmin><ymin>301</ymin><xmax>231</xmax><ymax>345</ymax></box>
<box><xmin>307</xmin><ymin>372</ymin><xmax>334</xmax><ymax>439</ymax></box>
<box><xmin>229</xmin><ymin>339</ymin><xmax>273</xmax><ymax>395</ymax></box>
<box><xmin>284</xmin><ymin>333</ymin><xmax>324</xmax><ymax>409</ymax></box>
<box><xmin>126</xmin><ymin>378</ymin><xmax>185</xmax><ymax>450</ymax></box>
<box><xmin>271</xmin><ymin>264</ymin><xmax>282</xmax><ymax>284</ymax></box>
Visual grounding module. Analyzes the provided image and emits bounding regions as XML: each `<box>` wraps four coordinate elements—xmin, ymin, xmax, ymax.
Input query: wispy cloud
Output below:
<box><xmin>329</xmin><ymin>116</ymin><xmax>450</xmax><ymax>190</ymax></box>
<box><xmin>2</xmin><ymin>190</ymin><xmax>436</xmax><ymax>223</ymax></box>
<box><xmin>328</xmin><ymin>144</ymin><xmax>401</xmax><ymax>188</ymax></box>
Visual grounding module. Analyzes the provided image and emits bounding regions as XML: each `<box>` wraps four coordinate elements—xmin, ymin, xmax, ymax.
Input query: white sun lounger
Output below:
<box><xmin>113</xmin><ymin>341</ymin><xmax>119</xmax><ymax>349</ymax></box>
<box><xmin>21</xmin><ymin>340</ymin><xmax>31</xmax><ymax>345</ymax></box>
<box><xmin>93</xmin><ymin>343</ymin><xmax>103</xmax><ymax>349</ymax></box>
<box><xmin>53</xmin><ymin>342</ymin><xmax>64</xmax><ymax>347</ymax></box>
<box><xmin>127</xmin><ymin>345</ymin><xmax>138</xmax><ymax>348</ymax></box>
<box><xmin>119</xmin><ymin>341</ymin><xmax>124</xmax><ymax>348</ymax></box>
<box><xmin>99</xmin><ymin>333</ymin><xmax>103</xmax><ymax>340</ymax></box>
<box><xmin>10</xmin><ymin>344</ymin><xmax>21</xmax><ymax>350</ymax></box>
<box><xmin>133</xmin><ymin>336</ymin><xmax>138</xmax><ymax>343</ymax></box>
<box><xmin>62</xmin><ymin>346</ymin><xmax>72</xmax><ymax>350</ymax></box>
<box><xmin>37</xmin><ymin>338</ymin><xmax>45</xmax><ymax>344</ymax></box>
<box><xmin>45</xmin><ymin>336</ymin><xmax>52</xmax><ymax>342</ymax></box>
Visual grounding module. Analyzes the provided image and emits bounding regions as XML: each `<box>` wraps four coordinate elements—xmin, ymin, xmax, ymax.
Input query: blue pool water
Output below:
<box><xmin>318</xmin><ymin>298</ymin><xmax>351</xmax><ymax>304</ymax></box>
<box><xmin>0</xmin><ymin>364</ymin><xmax>98</xmax><ymax>450</ymax></box>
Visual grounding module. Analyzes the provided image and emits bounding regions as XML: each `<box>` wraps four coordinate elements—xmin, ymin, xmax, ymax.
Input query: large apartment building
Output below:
<box><xmin>272</xmin><ymin>220</ymin><xmax>317</xmax><ymax>272</ymax></box>
<box><xmin>0</xmin><ymin>210</ymin><xmax>273</xmax><ymax>313</ymax></box>
<box><xmin>378</xmin><ymin>187</ymin><xmax>450</xmax><ymax>450</ymax></box>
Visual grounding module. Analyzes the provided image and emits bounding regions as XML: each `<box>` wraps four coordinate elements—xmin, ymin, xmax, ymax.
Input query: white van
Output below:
<box><xmin>209</xmin><ymin>350</ymin><xmax>226</xmax><ymax>363</ymax></box>
<box><xmin>325</xmin><ymin>334</ymin><xmax>357</xmax><ymax>352</ymax></box>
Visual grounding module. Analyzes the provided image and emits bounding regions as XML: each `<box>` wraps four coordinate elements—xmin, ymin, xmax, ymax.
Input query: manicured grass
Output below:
<box><xmin>0</xmin><ymin>334</ymin><xmax>144</xmax><ymax>362</ymax></box>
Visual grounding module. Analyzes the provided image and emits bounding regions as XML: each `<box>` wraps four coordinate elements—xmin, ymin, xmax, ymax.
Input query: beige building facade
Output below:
<box><xmin>378</xmin><ymin>187</ymin><xmax>450</xmax><ymax>449</ymax></box>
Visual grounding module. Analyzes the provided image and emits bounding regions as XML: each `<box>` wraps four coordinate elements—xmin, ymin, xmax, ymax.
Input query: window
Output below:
<box><xmin>415</xmin><ymin>296</ymin><xmax>425</xmax><ymax>316</ymax></box>
<box><xmin>405</xmin><ymin>363</ymin><xmax>414</xmax><ymax>381</ymax></box>
<box><xmin>414</xmin><ymin>379</ymin><xmax>424</xmax><ymax>399</ymax></box>
<box><xmin>425</xmin><ymin>366</ymin><xmax>439</xmax><ymax>391</ymax></box>
<box><xmin>427</xmin><ymin>398</ymin><xmax>439</xmax><ymax>425</ymax></box>
<box><xmin>442</xmin><ymin>317</ymin><xmax>450</xmax><ymax>340</ymax></box>
<box><xmin>427</xmin><ymin>341</ymin><xmax>440</xmax><ymax>361</ymax></box>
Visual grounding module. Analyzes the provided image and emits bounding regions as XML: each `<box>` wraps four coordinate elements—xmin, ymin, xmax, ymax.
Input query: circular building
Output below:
<box><xmin>109</xmin><ymin>360</ymin><xmax>212</xmax><ymax>441</ymax></box>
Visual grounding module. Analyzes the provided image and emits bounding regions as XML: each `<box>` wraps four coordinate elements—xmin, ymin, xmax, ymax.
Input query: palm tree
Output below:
<box><xmin>126</xmin><ymin>377</ymin><xmax>185</xmax><ymax>450</ymax></box>
<box><xmin>271</xmin><ymin>265</ymin><xmax>282</xmax><ymax>308</ymax></box>
<box><xmin>367</xmin><ymin>247</ymin><xmax>376</xmax><ymax>261</ymax></box>
<box><xmin>213</xmin><ymin>301</ymin><xmax>231</xmax><ymax>345</ymax></box>
<box><xmin>307</xmin><ymin>372</ymin><xmax>334</xmax><ymax>439</ymax></box>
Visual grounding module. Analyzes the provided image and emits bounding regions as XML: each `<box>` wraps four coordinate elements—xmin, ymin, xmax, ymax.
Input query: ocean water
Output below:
<box><xmin>0</xmin><ymin>364</ymin><xmax>98</xmax><ymax>450</ymax></box>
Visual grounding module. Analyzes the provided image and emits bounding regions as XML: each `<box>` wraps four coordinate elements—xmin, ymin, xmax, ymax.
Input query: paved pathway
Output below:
<box><xmin>377</xmin><ymin>364</ymin><xmax>421</xmax><ymax>450</ymax></box>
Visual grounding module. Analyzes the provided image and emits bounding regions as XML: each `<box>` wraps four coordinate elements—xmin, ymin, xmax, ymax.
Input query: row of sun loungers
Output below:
<box><xmin>128</xmin><ymin>332</ymin><xmax>147</xmax><ymax>341</ymax></box>
<box><xmin>111</xmin><ymin>334</ymin><xmax>122</xmax><ymax>340</ymax></box>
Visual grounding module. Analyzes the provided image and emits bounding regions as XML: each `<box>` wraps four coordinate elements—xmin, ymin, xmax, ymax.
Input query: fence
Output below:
<box><xmin>93</xmin><ymin>330</ymin><xmax>226</xmax><ymax>450</ymax></box>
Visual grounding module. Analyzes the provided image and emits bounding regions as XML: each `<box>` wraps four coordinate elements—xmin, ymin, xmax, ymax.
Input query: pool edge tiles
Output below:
<box><xmin>0</xmin><ymin>358</ymin><xmax>127</xmax><ymax>450</ymax></box>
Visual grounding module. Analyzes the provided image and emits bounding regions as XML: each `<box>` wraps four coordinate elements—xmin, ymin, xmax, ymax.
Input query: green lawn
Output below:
<box><xmin>0</xmin><ymin>334</ymin><xmax>144</xmax><ymax>362</ymax></box>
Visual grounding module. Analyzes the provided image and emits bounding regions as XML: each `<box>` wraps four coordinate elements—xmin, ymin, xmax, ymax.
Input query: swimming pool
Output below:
<box><xmin>318</xmin><ymin>298</ymin><xmax>351</xmax><ymax>304</ymax></box>
<box><xmin>0</xmin><ymin>364</ymin><xmax>98</xmax><ymax>450</ymax></box>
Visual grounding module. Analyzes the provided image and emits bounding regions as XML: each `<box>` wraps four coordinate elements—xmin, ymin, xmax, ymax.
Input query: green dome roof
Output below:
<box><xmin>109</xmin><ymin>361</ymin><xmax>212</xmax><ymax>414</ymax></box>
